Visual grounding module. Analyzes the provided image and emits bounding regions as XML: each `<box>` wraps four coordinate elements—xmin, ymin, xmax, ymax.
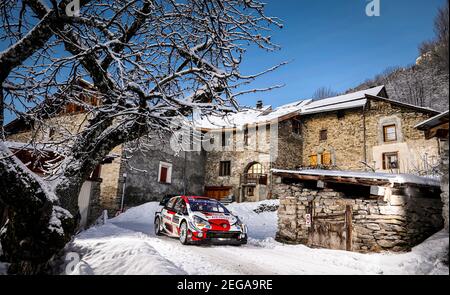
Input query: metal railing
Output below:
<box><xmin>240</xmin><ymin>173</ymin><xmax>268</xmax><ymax>185</ymax></box>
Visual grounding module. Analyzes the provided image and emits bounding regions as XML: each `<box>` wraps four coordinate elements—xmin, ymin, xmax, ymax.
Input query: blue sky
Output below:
<box><xmin>237</xmin><ymin>0</ymin><xmax>446</xmax><ymax>108</ymax></box>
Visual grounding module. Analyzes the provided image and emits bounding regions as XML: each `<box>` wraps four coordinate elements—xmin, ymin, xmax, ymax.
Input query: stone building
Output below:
<box><xmin>194</xmin><ymin>100</ymin><xmax>309</xmax><ymax>202</ymax></box>
<box><xmin>299</xmin><ymin>86</ymin><xmax>440</xmax><ymax>173</ymax></box>
<box><xmin>116</xmin><ymin>134</ymin><xmax>206</xmax><ymax>209</ymax></box>
<box><xmin>415</xmin><ymin>110</ymin><xmax>449</xmax><ymax>232</ymax></box>
<box><xmin>272</xmin><ymin>169</ymin><xmax>443</xmax><ymax>252</ymax></box>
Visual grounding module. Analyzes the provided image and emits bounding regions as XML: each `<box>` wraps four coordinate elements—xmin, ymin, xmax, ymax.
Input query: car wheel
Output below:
<box><xmin>179</xmin><ymin>221</ymin><xmax>189</xmax><ymax>245</ymax></box>
<box><xmin>154</xmin><ymin>217</ymin><xmax>162</xmax><ymax>236</ymax></box>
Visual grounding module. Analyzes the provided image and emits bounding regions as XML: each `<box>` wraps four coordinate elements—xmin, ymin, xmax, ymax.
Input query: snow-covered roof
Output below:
<box><xmin>3</xmin><ymin>141</ymin><xmax>62</xmax><ymax>153</ymax></box>
<box><xmin>301</xmin><ymin>86</ymin><xmax>385</xmax><ymax>115</ymax></box>
<box><xmin>194</xmin><ymin>86</ymin><xmax>386</xmax><ymax>129</ymax></box>
<box><xmin>193</xmin><ymin>100</ymin><xmax>311</xmax><ymax>129</ymax></box>
<box><xmin>193</xmin><ymin>85</ymin><xmax>438</xmax><ymax>130</ymax></box>
<box><xmin>271</xmin><ymin>169</ymin><xmax>441</xmax><ymax>188</ymax></box>
<box><xmin>415</xmin><ymin>110</ymin><xmax>449</xmax><ymax>130</ymax></box>
<box><xmin>3</xmin><ymin>141</ymin><xmax>120</xmax><ymax>161</ymax></box>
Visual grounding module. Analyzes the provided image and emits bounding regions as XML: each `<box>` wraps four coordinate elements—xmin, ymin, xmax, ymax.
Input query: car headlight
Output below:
<box><xmin>193</xmin><ymin>216</ymin><xmax>209</xmax><ymax>227</ymax></box>
<box><xmin>231</xmin><ymin>217</ymin><xmax>243</xmax><ymax>226</ymax></box>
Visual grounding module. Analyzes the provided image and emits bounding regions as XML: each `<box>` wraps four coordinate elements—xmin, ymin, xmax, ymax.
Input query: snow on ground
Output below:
<box><xmin>0</xmin><ymin>262</ymin><xmax>7</xmax><ymax>275</ymax></box>
<box><xmin>66</xmin><ymin>200</ymin><xmax>449</xmax><ymax>275</ymax></box>
<box><xmin>0</xmin><ymin>244</ymin><xmax>8</xmax><ymax>275</ymax></box>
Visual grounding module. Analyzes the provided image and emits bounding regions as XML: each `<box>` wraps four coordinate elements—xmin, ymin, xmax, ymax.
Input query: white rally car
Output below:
<box><xmin>154</xmin><ymin>196</ymin><xmax>248</xmax><ymax>245</ymax></box>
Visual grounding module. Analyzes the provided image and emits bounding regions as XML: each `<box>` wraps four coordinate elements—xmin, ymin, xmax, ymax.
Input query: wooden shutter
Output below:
<box><xmin>322</xmin><ymin>152</ymin><xmax>331</xmax><ymax>166</ymax></box>
<box><xmin>310</xmin><ymin>155</ymin><xmax>318</xmax><ymax>166</ymax></box>
<box><xmin>160</xmin><ymin>166</ymin><xmax>168</xmax><ymax>183</ymax></box>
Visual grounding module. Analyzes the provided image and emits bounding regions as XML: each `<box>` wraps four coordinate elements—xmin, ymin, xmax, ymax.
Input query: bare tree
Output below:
<box><xmin>311</xmin><ymin>87</ymin><xmax>338</xmax><ymax>101</ymax></box>
<box><xmin>419</xmin><ymin>0</ymin><xmax>449</xmax><ymax>72</ymax></box>
<box><xmin>0</xmin><ymin>0</ymin><xmax>283</xmax><ymax>274</ymax></box>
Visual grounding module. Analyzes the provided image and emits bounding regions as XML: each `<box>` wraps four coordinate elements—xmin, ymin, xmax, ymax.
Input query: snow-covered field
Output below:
<box><xmin>63</xmin><ymin>200</ymin><xmax>448</xmax><ymax>275</ymax></box>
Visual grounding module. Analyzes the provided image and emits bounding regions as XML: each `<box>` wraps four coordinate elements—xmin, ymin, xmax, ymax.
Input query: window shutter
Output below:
<box><xmin>160</xmin><ymin>166</ymin><xmax>168</xmax><ymax>183</ymax></box>
<box><xmin>322</xmin><ymin>152</ymin><xmax>331</xmax><ymax>165</ymax></box>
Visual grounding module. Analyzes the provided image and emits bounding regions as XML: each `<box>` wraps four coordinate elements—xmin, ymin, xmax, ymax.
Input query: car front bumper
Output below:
<box><xmin>190</xmin><ymin>231</ymin><xmax>248</xmax><ymax>245</ymax></box>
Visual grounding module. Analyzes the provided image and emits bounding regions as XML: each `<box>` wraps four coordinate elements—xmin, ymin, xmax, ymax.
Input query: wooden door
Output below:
<box><xmin>308</xmin><ymin>203</ymin><xmax>353</xmax><ymax>251</ymax></box>
<box><xmin>204</xmin><ymin>186</ymin><xmax>232</xmax><ymax>201</ymax></box>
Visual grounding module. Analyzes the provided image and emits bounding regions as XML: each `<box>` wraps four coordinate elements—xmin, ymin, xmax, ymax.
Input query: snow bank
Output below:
<box><xmin>227</xmin><ymin>200</ymin><xmax>279</xmax><ymax>240</ymax></box>
<box><xmin>67</xmin><ymin>222</ymin><xmax>185</xmax><ymax>275</ymax></box>
<box><xmin>0</xmin><ymin>262</ymin><xmax>7</xmax><ymax>275</ymax></box>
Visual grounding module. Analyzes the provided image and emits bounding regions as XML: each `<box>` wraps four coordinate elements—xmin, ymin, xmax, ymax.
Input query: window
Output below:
<box><xmin>244</xmin><ymin>126</ymin><xmax>249</xmax><ymax>146</ymax></box>
<box><xmin>319</xmin><ymin>129</ymin><xmax>327</xmax><ymax>141</ymax></box>
<box><xmin>265</xmin><ymin>124</ymin><xmax>271</xmax><ymax>142</ymax></box>
<box><xmin>247</xmin><ymin>187</ymin><xmax>254</xmax><ymax>197</ymax></box>
<box><xmin>309</xmin><ymin>153</ymin><xmax>332</xmax><ymax>166</ymax></box>
<box><xmin>292</xmin><ymin>120</ymin><xmax>301</xmax><ymax>135</ymax></box>
<box><xmin>219</xmin><ymin>161</ymin><xmax>231</xmax><ymax>176</ymax></box>
<box><xmin>158</xmin><ymin>162</ymin><xmax>172</xmax><ymax>184</ymax></box>
<box><xmin>221</xmin><ymin>130</ymin><xmax>228</xmax><ymax>148</ymax></box>
<box><xmin>165</xmin><ymin>197</ymin><xmax>178</xmax><ymax>210</ymax></box>
<box><xmin>383</xmin><ymin>152</ymin><xmax>399</xmax><ymax>170</ymax></box>
<box><xmin>189</xmin><ymin>198</ymin><xmax>229</xmax><ymax>213</ymax></box>
<box><xmin>89</xmin><ymin>165</ymin><xmax>102</xmax><ymax>180</ymax></box>
<box><xmin>383</xmin><ymin>125</ymin><xmax>397</xmax><ymax>142</ymax></box>
<box><xmin>173</xmin><ymin>198</ymin><xmax>187</xmax><ymax>215</ymax></box>
<box><xmin>247</xmin><ymin>162</ymin><xmax>264</xmax><ymax>175</ymax></box>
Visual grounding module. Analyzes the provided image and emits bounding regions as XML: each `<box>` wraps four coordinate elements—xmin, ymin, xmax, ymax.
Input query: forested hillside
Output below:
<box><xmin>346</xmin><ymin>1</ymin><xmax>449</xmax><ymax>112</ymax></box>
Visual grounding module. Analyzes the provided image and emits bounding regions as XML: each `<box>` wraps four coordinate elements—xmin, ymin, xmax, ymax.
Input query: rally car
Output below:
<box><xmin>154</xmin><ymin>196</ymin><xmax>248</xmax><ymax>245</ymax></box>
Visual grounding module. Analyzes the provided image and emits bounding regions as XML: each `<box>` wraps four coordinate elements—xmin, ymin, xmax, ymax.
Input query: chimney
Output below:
<box><xmin>256</xmin><ymin>100</ymin><xmax>263</xmax><ymax>109</ymax></box>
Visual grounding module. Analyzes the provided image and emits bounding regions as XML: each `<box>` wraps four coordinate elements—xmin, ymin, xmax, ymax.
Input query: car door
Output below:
<box><xmin>161</xmin><ymin>197</ymin><xmax>178</xmax><ymax>235</ymax></box>
<box><xmin>172</xmin><ymin>198</ymin><xmax>188</xmax><ymax>235</ymax></box>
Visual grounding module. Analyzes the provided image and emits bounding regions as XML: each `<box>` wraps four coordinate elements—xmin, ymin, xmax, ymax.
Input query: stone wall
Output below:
<box><xmin>6</xmin><ymin>113</ymin><xmax>90</xmax><ymax>143</ymax></box>
<box><xmin>98</xmin><ymin>145</ymin><xmax>123</xmax><ymax>213</ymax></box>
<box><xmin>364</xmin><ymin>100</ymin><xmax>440</xmax><ymax>173</ymax></box>
<box><xmin>301</xmin><ymin>99</ymin><xmax>439</xmax><ymax>173</ymax></box>
<box><xmin>274</xmin><ymin>181</ymin><xmax>443</xmax><ymax>252</ymax></box>
<box><xmin>301</xmin><ymin>110</ymin><xmax>365</xmax><ymax>170</ymax></box>
<box><xmin>118</xmin><ymin>135</ymin><xmax>206</xmax><ymax>207</ymax></box>
<box><xmin>441</xmin><ymin>140</ymin><xmax>449</xmax><ymax>231</ymax></box>
<box><xmin>273</xmin><ymin>119</ymin><xmax>303</xmax><ymax>169</ymax></box>
<box><xmin>204</xmin><ymin>119</ymin><xmax>303</xmax><ymax>202</ymax></box>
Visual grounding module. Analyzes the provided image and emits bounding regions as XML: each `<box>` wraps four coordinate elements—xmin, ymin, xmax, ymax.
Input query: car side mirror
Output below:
<box><xmin>177</xmin><ymin>209</ymin><xmax>188</xmax><ymax>216</ymax></box>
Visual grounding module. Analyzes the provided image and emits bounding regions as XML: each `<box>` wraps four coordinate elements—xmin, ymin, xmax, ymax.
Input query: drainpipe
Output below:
<box><xmin>183</xmin><ymin>150</ymin><xmax>187</xmax><ymax>195</ymax></box>
<box><xmin>120</xmin><ymin>173</ymin><xmax>127</xmax><ymax>212</ymax></box>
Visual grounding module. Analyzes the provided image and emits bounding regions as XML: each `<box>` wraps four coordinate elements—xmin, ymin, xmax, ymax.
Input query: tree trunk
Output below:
<box><xmin>0</xmin><ymin>144</ymin><xmax>78</xmax><ymax>274</ymax></box>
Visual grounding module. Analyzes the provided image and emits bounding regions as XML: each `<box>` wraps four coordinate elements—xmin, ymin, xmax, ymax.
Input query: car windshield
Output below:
<box><xmin>189</xmin><ymin>199</ymin><xmax>230</xmax><ymax>214</ymax></box>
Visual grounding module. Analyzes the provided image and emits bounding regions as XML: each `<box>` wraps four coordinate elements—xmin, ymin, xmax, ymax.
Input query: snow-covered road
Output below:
<box><xmin>66</xmin><ymin>201</ymin><xmax>449</xmax><ymax>275</ymax></box>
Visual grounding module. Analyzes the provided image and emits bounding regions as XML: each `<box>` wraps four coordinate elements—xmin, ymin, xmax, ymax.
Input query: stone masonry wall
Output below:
<box><xmin>301</xmin><ymin>110</ymin><xmax>365</xmax><ymax>170</ymax></box>
<box><xmin>274</xmin><ymin>182</ymin><xmax>443</xmax><ymax>252</ymax></box>
<box><xmin>364</xmin><ymin>100</ymin><xmax>439</xmax><ymax>172</ymax></box>
<box><xmin>98</xmin><ymin>145</ymin><xmax>123</xmax><ymax>213</ymax></box>
<box><xmin>301</xmin><ymin>100</ymin><xmax>439</xmax><ymax>172</ymax></box>
<box><xmin>118</xmin><ymin>134</ymin><xmax>206</xmax><ymax>207</ymax></box>
<box><xmin>204</xmin><ymin>119</ymin><xmax>303</xmax><ymax>202</ymax></box>
<box><xmin>441</xmin><ymin>140</ymin><xmax>449</xmax><ymax>232</ymax></box>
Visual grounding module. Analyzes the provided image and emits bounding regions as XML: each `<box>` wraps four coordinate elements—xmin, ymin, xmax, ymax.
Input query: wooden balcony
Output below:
<box><xmin>240</xmin><ymin>173</ymin><xmax>268</xmax><ymax>185</ymax></box>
